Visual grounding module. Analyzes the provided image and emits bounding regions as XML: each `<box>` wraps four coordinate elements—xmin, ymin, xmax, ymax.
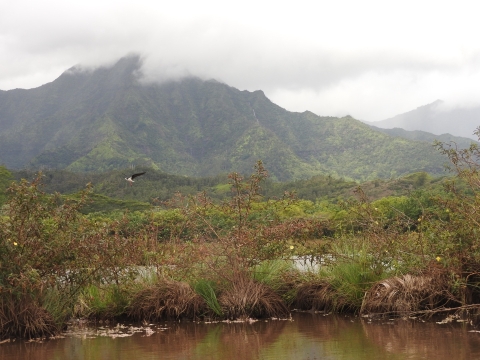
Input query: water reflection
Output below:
<box><xmin>2</xmin><ymin>313</ymin><xmax>480</xmax><ymax>360</ymax></box>
<box><xmin>362</xmin><ymin>317</ymin><xmax>480</xmax><ymax>359</ymax></box>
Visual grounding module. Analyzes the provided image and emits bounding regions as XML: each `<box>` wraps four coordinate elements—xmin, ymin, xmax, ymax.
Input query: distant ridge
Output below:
<box><xmin>0</xmin><ymin>55</ymin><xmax>456</xmax><ymax>181</ymax></box>
<box><xmin>369</xmin><ymin>100</ymin><xmax>480</xmax><ymax>140</ymax></box>
<box><xmin>369</xmin><ymin>125</ymin><xmax>478</xmax><ymax>149</ymax></box>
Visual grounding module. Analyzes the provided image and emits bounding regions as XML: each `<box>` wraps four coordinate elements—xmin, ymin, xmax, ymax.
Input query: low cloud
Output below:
<box><xmin>1</xmin><ymin>0</ymin><xmax>480</xmax><ymax>121</ymax></box>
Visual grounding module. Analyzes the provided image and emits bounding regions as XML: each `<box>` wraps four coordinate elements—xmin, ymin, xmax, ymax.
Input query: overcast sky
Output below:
<box><xmin>1</xmin><ymin>0</ymin><xmax>480</xmax><ymax>121</ymax></box>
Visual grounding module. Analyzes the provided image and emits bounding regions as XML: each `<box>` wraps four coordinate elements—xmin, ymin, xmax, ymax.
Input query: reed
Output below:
<box><xmin>253</xmin><ymin>259</ymin><xmax>300</xmax><ymax>305</ymax></box>
<box><xmin>294</xmin><ymin>280</ymin><xmax>341</xmax><ymax>312</ymax></box>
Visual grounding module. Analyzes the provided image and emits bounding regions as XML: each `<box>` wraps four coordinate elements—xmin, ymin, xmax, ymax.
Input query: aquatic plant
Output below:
<box><xmin>74</xmin><ymin>284</ymin><xmax>132</xmax><ymax>319</ymax></box>
<box><xmin>252</xmin><ymin>259</ymin><xmax>300</xmax><ymax>305</ymax></box>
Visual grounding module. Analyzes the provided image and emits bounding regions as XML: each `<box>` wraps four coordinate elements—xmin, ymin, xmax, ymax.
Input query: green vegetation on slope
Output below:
<box><xmin>4</xmin><ymin>165</ymin><xmax>452</xmax><ymax>213</ymax></box>
<box><xmin>0</xmin><ymin>55</ymin><xmax>452</xmax><ymax>182</ymax></box>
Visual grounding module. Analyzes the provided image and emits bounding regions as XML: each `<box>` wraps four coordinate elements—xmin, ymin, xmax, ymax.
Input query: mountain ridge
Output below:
<box><xmin>368</xmin><ymin>99</ymin><xmax>480</xmax><ymax>140</ymax></box>
<box><xmin>0</xmin><ymin>55</ymin><xmax>470</xmax><ymax>182</ymax></box>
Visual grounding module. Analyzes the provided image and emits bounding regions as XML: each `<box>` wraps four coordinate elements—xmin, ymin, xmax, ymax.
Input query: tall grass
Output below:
<box><xmin>253</xmin><ymin>260</ymin><xmax>293</xmax><ymax>288</ymax></box>
<box><xmin>252</xmin><ymin>260</ymin><xmax>300</xmax><ymax>305</ymax></box>
<box><xmin>219</xmin><ymin>276</ymin><xmax>290</xmax><ymax>319</ymax></box>
<box><xmin>0</xmin><ymin>294</ymin><xmax>58</xmax><ymax>339</ymax></box>
<box><xmin>74</xmin><ymin>284</ymin><xmax>131</xmax><ymax>319</ymax></box>
<box><xmin>42</xmin><ymin>287</ymin><xmax>74</xmax><ymax>327</ymax></box>
<box><xmin>193</xmin><ymin>280</ymin><xmax>223</xmax><ymax>316</ymax></box>
<box><xmin>309</xmin><ymin>240</ymin><xmax>390</xmax><ymax>312</ymax></box>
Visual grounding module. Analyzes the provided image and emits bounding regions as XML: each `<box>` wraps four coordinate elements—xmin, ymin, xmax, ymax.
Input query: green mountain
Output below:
<box><xmin>0</xmin><ymin>55</ymin><xmax>453</xmax><ymax>181</ymax></box>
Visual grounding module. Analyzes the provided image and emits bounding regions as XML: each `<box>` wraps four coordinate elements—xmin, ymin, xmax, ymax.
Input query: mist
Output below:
<box><xmin>1</xmin><ymin>0</ymin><xmax>480</xmax><ymax>121</ymax></box>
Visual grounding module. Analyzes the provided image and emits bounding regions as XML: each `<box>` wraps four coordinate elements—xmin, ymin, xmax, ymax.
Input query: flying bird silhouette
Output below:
<box><xmin>125</xmin><ymin>172</ymin><xmax>146</xmax><ymax>186</ymax></box>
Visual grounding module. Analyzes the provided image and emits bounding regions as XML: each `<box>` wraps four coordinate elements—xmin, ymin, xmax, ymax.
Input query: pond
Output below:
<box><xmin>2</xmin><ymin>312</ymin><xmax>480</xmax><ymax>360</ymax></box>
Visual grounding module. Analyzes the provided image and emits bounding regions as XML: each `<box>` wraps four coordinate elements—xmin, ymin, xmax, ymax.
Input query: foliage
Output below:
<box><xmin>0</xmin><ymin>166</ymin><xmax>13</xmax><ymax>205</ymax></box>
<box><xmin>0</xmin><ymin>174</ymin><xmax>143</xmax><ymax>338</ymax></box>
<box><xmin>6</xmin><ymin>137</ymin><xmax>480</xmax><ymax>331</ymax></box>
<box><xmin>372</xmin><ymin>125</ymin><xmax>478</xmax><ymax>149</ymax></box>
<box><xmin>419</xmin><ymin>137</ymin><xmax>480</xmax><ymax>302</ymax></box>
<box><xmin>163</xmin><ymin>161</ymin><xmax>327</xmax><ymax>281</ymax></box>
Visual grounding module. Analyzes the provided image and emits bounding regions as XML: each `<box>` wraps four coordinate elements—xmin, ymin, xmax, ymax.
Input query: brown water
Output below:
<box><xmin>2</xmin><ymin>313</ymin><xmax>480</xmax><ymax>360</ymax></box>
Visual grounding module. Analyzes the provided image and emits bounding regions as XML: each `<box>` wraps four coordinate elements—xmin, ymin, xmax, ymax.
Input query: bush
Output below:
<box><xmin>0</xmin><ymin>174</ymin><xmax>144</xmax><ymax>339</ymax></box>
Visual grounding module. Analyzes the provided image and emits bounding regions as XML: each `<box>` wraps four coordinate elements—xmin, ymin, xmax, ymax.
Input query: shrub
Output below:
<box><xmin>0</xmin><ymin>174</ymin><xmax>144</xmax><ymax>338</ymax></box>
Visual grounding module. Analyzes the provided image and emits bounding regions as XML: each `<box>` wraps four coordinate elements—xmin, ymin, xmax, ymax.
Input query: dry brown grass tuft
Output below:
<box><xmin>360</xmin><ymin>272</ymin><xmax>452</xmax><ymax>317</ymax></box>
<box><xmin>0</xmin><ymin>295</ymin><xmax>58</xmax><ymax>340</ymax></box>
<box><xmin>293</xmin><ymin>281</ymin><xmax>348</xmax><ymax>312</ymax></box>
<box><xmin>218</xmin><ymin>277</ymin><xmax>289</xmax><ymax>319</ymax></box>
<box><xmin>127</xmin><ymin>280</ymin><xmax>206</xmax><ymax>321</ymax></box>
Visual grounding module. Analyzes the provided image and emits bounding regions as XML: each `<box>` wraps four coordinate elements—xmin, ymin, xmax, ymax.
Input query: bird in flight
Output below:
<box><xmin>125</xmin><ymin>172</ymin><xmax>146</xmax><ymax>186</ymax></box>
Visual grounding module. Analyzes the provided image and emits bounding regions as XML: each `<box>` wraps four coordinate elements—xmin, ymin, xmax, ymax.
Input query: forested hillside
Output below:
<box><xmin>0</xmin><ymin>55</ymin><xmax>457</xmax><ymax>182</ymax></box>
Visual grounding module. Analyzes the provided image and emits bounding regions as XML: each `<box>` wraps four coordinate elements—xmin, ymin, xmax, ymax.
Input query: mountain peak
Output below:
<box><xmin>0</xmin><ymin>57</ymin><xmax>453</xmax><ymax>181</ymax></box>
<box><xmin>416</xmin><ymin>99</ymin><xmax>444</xmax><ymax>110</ymax></box>
<box><xmin>57</xmin><ymin>54</ymin><xmax>144</xmax><ymax>88</ymax></box>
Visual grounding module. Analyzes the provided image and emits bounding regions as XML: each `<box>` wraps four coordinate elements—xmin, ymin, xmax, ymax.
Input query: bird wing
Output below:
<box><xmin>131</xmin><ymin>172</ymin><xmax>146</xmax><ymax>179</ymax></box>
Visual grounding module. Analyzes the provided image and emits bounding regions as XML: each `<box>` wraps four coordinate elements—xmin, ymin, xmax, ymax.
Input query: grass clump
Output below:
<box><xmin>294</xmin><ymin>280</ymin><xmax>339</xmax><ymax>312</ymax></box>
<box><xmin>0</xmin><ymin>294</ymin><xmax>58</xmax><ymax>339</ymax></box>
<box><xmin>74</xmin><ymin>284</ymin><xmax>132</xmax><ymax>319</ymax></box>
<box><xmin>219</xmin><ymin>276</ymin><xmax>290</xmax><ymax>319</ymax></box>
<box><xmin>253</xmin><ymin>259</ymin><xmax>300</xmax><ymax>306</ymax></box>
<box><xmin>127</xmin><ymin>279</ymin><xmax>206</xmax><ymax>321</ymax></box>
<box><xmin>193</xmin><ymin>280</ymin><xmax>223</xmax><ymax>316</ymax></box>
<box><xmin>360</xmin><ymin>268</ymin><xmax>454</xmax><ymax>317</ymax></box>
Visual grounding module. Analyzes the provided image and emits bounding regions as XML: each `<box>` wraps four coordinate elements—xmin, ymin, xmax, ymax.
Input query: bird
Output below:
<box><xmin>125</xmin><ymin>172</ymin><xmax>146</xmax><ymax>186</ymax></box>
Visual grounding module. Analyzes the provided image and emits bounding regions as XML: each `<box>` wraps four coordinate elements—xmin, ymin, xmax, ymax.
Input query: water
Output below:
<box><xmin>2</xmin><ymin>312</ymin><xmax>480</xmax><ymax>360</ymax></box>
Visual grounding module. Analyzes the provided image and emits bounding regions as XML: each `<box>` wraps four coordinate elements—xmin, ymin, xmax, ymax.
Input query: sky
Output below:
<box><xmin>1</xmin><ymin>0</ymin><xmax>480</xmax><ymax>121</ymax></box>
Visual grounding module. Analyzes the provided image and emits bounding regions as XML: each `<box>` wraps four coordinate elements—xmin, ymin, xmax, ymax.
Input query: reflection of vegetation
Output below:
<box><xmin>260</xmin><ymin>314</ymin><xmax>407</xmax><ymax>360</ymax></box>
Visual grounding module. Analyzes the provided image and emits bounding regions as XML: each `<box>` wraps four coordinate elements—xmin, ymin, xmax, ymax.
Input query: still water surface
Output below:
<box><xmin>2</xmin><ymin>312</ymin><xmax>480</xmax><ymax>360</ymax></box>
